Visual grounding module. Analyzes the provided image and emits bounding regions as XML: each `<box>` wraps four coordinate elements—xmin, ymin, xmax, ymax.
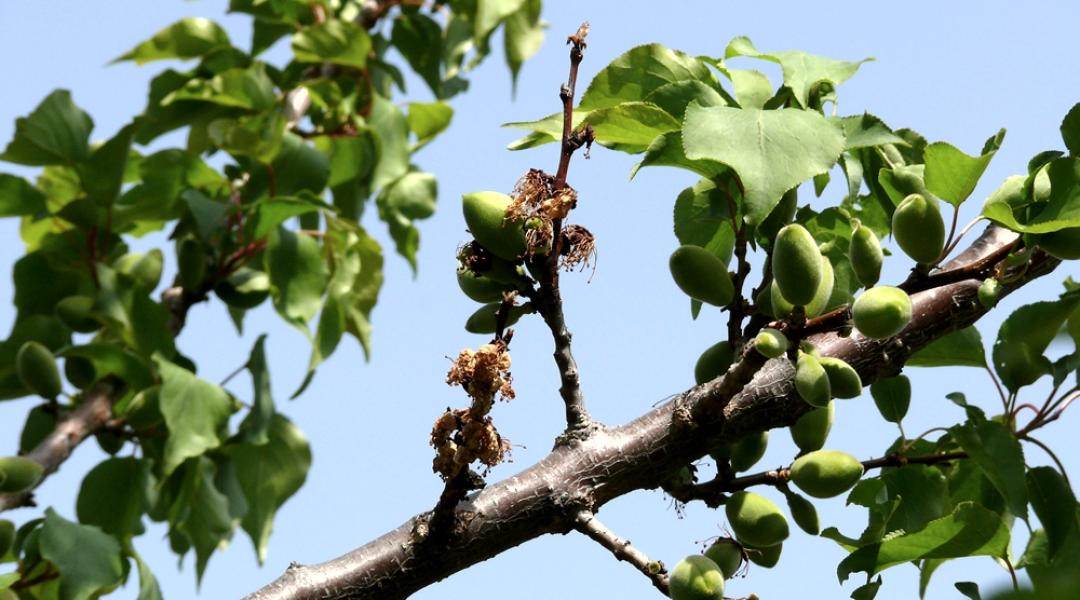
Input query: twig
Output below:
<box><xmin>573</xmin><ymin>510</ymin><xmax>669</xmax><ymax>596</ymax></box>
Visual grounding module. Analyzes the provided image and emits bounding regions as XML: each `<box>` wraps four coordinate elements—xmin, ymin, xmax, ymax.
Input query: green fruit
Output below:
<box><xmin>783</xmin><ymin>489</ymin><xmax>820</xmax><ymax>535</ymax></box>
<box><xmin>754</xmin><ymin>285</ymin><xmax>774</xmax><ymax>318</ymax></box>
<box><xmin>790</xmin><ymin>401</ymin><xmax>834</xmax><ymax>453</ymax></box>
<box><xmin>0</xmin><ymin>520</ymin><xmax>14</xmax><ymax>558</ymax></box>
<box><xmin>789</xmin><ymin>450</ymin><xmax>864</xmax><ymax>499</ymax></box>
<box><xmin>0</xmin><ymin>456</ymin><xmax>44</xmax><ymax>493</ymax></box>
<box><xmin>772</xmin><ymin>224</ymin><xmax>823</xmax><ymax>306</ymax></box>
<box><xmin>462</xmin><ymin>191</ymin><xmax>527</xmax><ymax>260</ymax></box>
<box><xmin>115</xmin><ymin>249</ymin><xmax>164</xmax><ymax>290</ymax></box>
<box><xmin>871</xmin><ymin>375</ymin><xmax>910</xmax><ymax>423</ymax></box>
<box><xmin>771</xmin><ymin>255</ymin><xmax>834</xmax><ymax>318</ymax></box>
<box><xmin>669</xmin><ymin>245</ymin><xmax>734</xmax><ymax>307</ymax></box>
<box><xmin>794</xmin><ymin>352</ymin><xmax>831</xmax><ymax>408</ymax></box>
<box><xmin>852</xmin><ymin>286</ymin><xmax>912</xmax><ymax>339</ymax></box>
<box><xmin>978</xmin><ymin>278</ymin><xmax>1001</xmax><ymax>308</ymax></box>
<box><xmin>703</xmin><ymin>540</ymin><xmax>743</xmax><ymax>579</ymax></box>
<box><xmin>818</xmin><ymin>357</ymin><xmax>862</xmax><ymax>399</ymax></box>
<box><xmin>757</xmin><ymin>188</ymin><xmax>798</xmax><ymax>247</ymax></box>
<box><xmin>745</xmin><ymin>542</ymin><xmax>782</xmax><ymax>568</ymax></box>
<box><xmin>55</xmin><ymin>296</ymin><xmax>99</xmax><ymax>333</ymax></box>
<box><xmin>849</xmin><ymin>221</ymin><xmax>883</xmax><ymax>287</ymax></box>
<box><xmin>725</xmin><ymin>491</ymin><xmax>789</xmax><ymax>548</ymax></box>
<box><xmin>95</xmin><ymin>430</ymin><xmax>125</xmax><ymax>455</ymax></box>
<box><xmin>669</xmin><ymin>555</ymin><xmax>725</xmax><ymax>600</ymax></box>
<box><xmin>464</xmin><ymin>302</ymin><xmax>531</xmax><ymax>334</ymax></box>
<box><xmin>754</xmin><ymin>328</ymin><xmax>788</xmax><ymax>359</ymax></box>
<box><xmin>177</xmin><ymin>237</ymin><xmax>208</xmax><ymax>289</ymax></box>
<box><xmin>64</xmin><ymin>356</ymin><xmax>96</xmax><ymax>389</ymax></box>
<box><xmin>16</xmin><ymin>342</ymin><xmax>62</xmax><ymax>400</ymax></box>
<box><xmin>729</xmin><ymin>431</ymin><xmax>769</xmax><ymax>473</ymax></box>
<box><xmin>694</xmin><ymin>341</ymin><xmax>734</xmax><ymax>385</ymax></box>
<box><xmin>1036</xmin><ymin>227</ymin><xmax>1080</xmax><ymax>260</ymax></box>
<box><xmin>215</xmin><ymin>268</ymin><xmax>270</xmax><ymax>309</ymax></box>
<box><xmin>893</xmin><ymin>193</ymin><xmax>945</xmax><ymax>264</ymax></box>
<box><xmin>457</xmin><ymin>267</ymin><xmax>512</xmax><ymax>303</ymax></box>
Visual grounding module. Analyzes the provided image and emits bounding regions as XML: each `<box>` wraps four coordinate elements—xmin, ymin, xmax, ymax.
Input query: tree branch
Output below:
<box><xmin>573</xmin><ymin>510</ymin><xmax>669</xmax><ymax>595</ymax></box>
<box><xmin>245</xmin><ymin>224</ymin><xmax>1056</xmax><ymax>600</ymax></box>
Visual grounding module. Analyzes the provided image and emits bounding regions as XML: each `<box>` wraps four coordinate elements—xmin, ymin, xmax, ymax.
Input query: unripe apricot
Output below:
<box><xmin>0</xmin><ymin>520</ymin><xmax>13</xmax><ymax>558</ymax></box>
<box><xmin>16</xmin><ymin>342</ymin><xmax>61</xmax><ymax>400</ymax></box>
<box><xmin>694</xmin><ymin>341</ymin><xmax>734</xmax><ymax>385</ymax></box>
<box><xmin>745</xmin><ymin>542</ymin><xmax>782</xmax><ymax>568</ymax></box>
<box><xmin>0</xmin><ymin>456</ymin><xmax>44</xmax><ymax>493</ymax></box>
<box><xmin>462</xmin><ymin>191</ymin><xmax>526</xmax><ymax>260</ymax></box>
<box><xmin>725</xmin><ymin>491</ymin><xmax>789</xmax><ymax>548</ymax></box>
<box><xmin>818</xmin><ymin>357</ymin><xmax>862</xmax><ymax>399</ymax></box>
<box><xmin>852</xmin><ymin>286</ymin><xmax>912</xmax><ymax>339</ymax></box>
<box><xmin>115</xmin><ymin>250</ymin><xmax>164</xmax><ymax>290</ymax></box>
<box><xmin>669</xmin><ymin>246</ymin><xmax>734</xmax><ymax>307</ymax></box>
<box><xmin>55</xmin><ymin>296</ymin><xmax>100</xmax><ymax>333</ymax></box>
<box><xmin>64</xmin><ymin>357</ymin><xmax>96</xmax><ymax>390</ymax></box>
<box><xmin>783</xmin><ymin>489</ymin><xmax>820</xmax><ymax>535</ymax></box>
<box><xmin>789</xmin><ymin>450</ymin><xmax>864</xmax><ymax>498</ymax></box>
<box><xmin>729</xmin><ymin>431</ymin><xmax>769</xmax><ymax>473</ymax></box>
<box><xmin>669</xmin><ymin>555</ymin><xmax>725</xmax><ymax>600</ymax></box>
<box><xmin>790</xmin><ymin>401</ymin><xmax>834</xmax><ymax>453</ymax></box>
<box><xmin>704</xmin><ymin>539</ymin><xmax>743</xmax><ymax>579</ymax></box>
<box><xmin>893</xmin><ymin>193</ymin><xmax>945</xmax><ymax>264</ymax></box>
<box><xmin>1035</xmin><ymin>227</ymin><xmax>1080</xmax><ymax>260</ymax></box>
<box><xmin>795</xmin><ymin>352</ymin><xmax>831</xmax><ymax>408</ymax></box>
<box><xmin>870</xmin><ymin>375</ymin><xmax>910</xmax><ymax>423</ymax></box>
<box><xmin>754</xmin><ymin>328</ymin><xmax>788</xmax><ymax>359</ymax></box>
<box><xmin>464</xmin><ymin>302</ymin><xmax>531</xmax><ymax>334</ymax></box>
<box><xmin>772</xmin><ymin>224</ymin><xmax>823</xmax><ymax>306</ymax></box>
<box><xmin>456</xmin><ymin>268</ymin><xmax>511</xmax><ymax>303</ymax></box>
<box><xmin>771</xmin><ymin>255</ymin><xmax>834</xmax><ymax>318</ymax></box>
<box><xmin>977</xmin><ymin>278</ymin><xmax>1001</xmax><ymax>308</ymax></box>
<box><xmin>849</xmin><ymin>221</ymin><xmax>883</xmax><ymax>287</ymax></box>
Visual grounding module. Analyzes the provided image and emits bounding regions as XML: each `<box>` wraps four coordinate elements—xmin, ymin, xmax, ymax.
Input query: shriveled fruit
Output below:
<box><xmin>755</xmin><ymin>328</ymin><xmax>788</xmax><ymax>359</ymax></box>
<box><xmin>63</xmin><ymin>356</ymin><xmax>95</xmax><ymax>389</ymax></box>
<box><xmin>669</xmin><ymin>555</ymin><xmax>725</xmax><ymax>600</ymax></box>
<box><xmin>669</xmin><ymin>245</ymin><xmax>734</xmax><ymax>307</ymax></box>
<box><xmin>771</xmin><ymin>224</ymin><xmax>823</xmax><ymax>306</ymax></box>
<box><xmin>1036</xmin><ymin>227</ymin><xmax>1080</xmax><ymax>260</ymax></box>
<box><xmin>0</xmin><ymin>520</ymin><xmax>14</xmax><ymax>558</ymax></box>
<box><xmin>177</xmin><ymin>237</ymin><xmax>208</xmax><ymax>289</ymax></box>
<box><xmin>852</xmin><ymin>286</ymin><xmax>912</xmax><ymax>339</ymax></box>
<box><xmin>729</xmin><ymin>431</ymin><xmax>768</xmax><ymax>473</ymax></box>
<box><xmin>0</xmin><ymin>456</ymin><xmax>44</xmax><ymax>493</ymax></box>
<box><xmin>783</xmin><ymin>489</ymin><xmax>820</xmax><ymax>535</ymax></box>
<box><xmin>55</xmin><ymin>296</ymin><xmax>99</xmax><ymax>333</ymax></box>
<box><xmin>871</xmin><ymin>375</ymin><xmax>910</xmax><ymax>423</ymax></box>
<box><xmin>789</xmin><ymin>450</ymin><xmax>864</xmax><ymax>498</ymax></box>
<box><xmin>978</xmin><ymin>278</ymin><xmax>1001</xmax><ymax>308</ymax></box>
<box><xmin>790</xmin><ymin>401</ymin><xmax>834</xmax><ymax>453</ymax></box>
<box><xmin>215</xmin><ymin>268</ymin><xmax>270</xmax><ymax>309</ymax></box>
<box><xmin>16</xmin><ymin>342</ymin><xmax>61</xmax><ymax>400</ymax></box>
<box><xmin>818</xmin><ymin>357</ymin><xmax>862</xmax><ymax>399</ymax></box>
<box><xmin>849</xmin><ymin>220</ymin><xmax>883</xmax><ymax>287</ymax></box>
<box><xmin>725</xmin><ymin>491</ymin><xmax>789</xmax><ymax>548</ymax></box>
<box><xmin>745</xmin><ymin>542</ymin><xmax>782</xmax><ymax>568</ymax></box>
<box><xmin>457</xmin><ymin>267</ymin><xmax>512</xmax><ymax>303</ymax></box>
<box><xmin>771</xmin><ymin>255</ymin><xmax>834</xmax><ymax>318</ymax></box>
<box><xmin>704</xmin><ymin>539</ymin><xmax>743</xmax><ymax>579</ymax></box>
<box><xmin>464</xmin><ymin>302</ymin><xmax>531</xmax><ymax>334</ymax></box>
<box><xmin>694</xmin><ymin>341</ymin><xmax>734</xmax><ymax>385</ymax></box>
<box><xmin>893</xmin><ymin>193</ymin><xmax>945</xmax><ymax>264</ymax></box>
<box><xmin>795</xmin><ymin>352</ymin><xmax>831</xmax><ymax>408</ymax></box>
<box><xmin>462</xmin><ymin>191</ymin><xmax>526</xmax><ymax>260</ymax></box>
<box><xmin>115</xmin><ymin>249</ymin><xmax>164</xmax><ymax>290</ymax></box>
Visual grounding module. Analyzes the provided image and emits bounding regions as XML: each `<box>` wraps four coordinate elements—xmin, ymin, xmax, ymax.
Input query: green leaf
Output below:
<box><xmin>267</xmin><ymin>226</ymin><xmax>328</xmax><ymax>327</ymax></box>
<box><xmin>250</xmin><ymin>196</ymin><xmax>324</xmax><ymax>240</ymax></box>
<box><xmin>76</xmin><ymin>457</ymin><xmax>148</xmax><ymax>539</ymax></box>
<box><xmin>473</xmin><ymin>0</ymin><xmax>525</xmax><ymax>50</ymax></box>
<box><xmin>955</xmin><ymin>582</ymin><xmax>982</xmax><ymax>600</ymax></box>
<box><xmin>0</xmin><ymin>174</ymin><xmax>47</xmax><ymax>217</ymax></box>
<box><xmin>292</xmin><ymin>294</ymin><xmax>345</xmax><ymax>399</ymax></box>
<box><xmin>115</xmin><ymin>17</ymin><xmax>231</xmax><ymax>64</ymax></box>
<box><xmin>981</xmin><ymin>158</ymin><xmax>1080</xmax><ymax>233</ymax></box>
<box><xmin>643</xmin><ymin>80</ymin><xmax>728</xmax><ymax>120</ymax></box>
<box><xmin>368</xmin><ymin>96</ymin><xmax>410</xmax><ymax>190</ymax></box>
<box><xmin>584</xmin><ymin>102</ymin><xmax>680</xmax><ymax>153</ymax></box>
<box><xmin>407</xmin><ymin>101</ymin><xmax>454</xmax><ymax>148</ymax></box>
<box><xmin>240</xmin><ymin>335</ymin><xmax>274</xmax><ymax>444</ymax></box>
<box><xmin>0</xmin><ymin>90</ymin><xmax>93</xmax><ymax>166</ymax></box>
<box><xmin>836</xmin><ymin>502</ymin><xmax>1009</xmax><ymax>582</ymax></box>
<box><xmin>950</xmin><ymin>418</ymin><xmax>1028</xmax><ymax>519</ymax></box>
<box><xmin>78</xmin><ymin>123</ymin><xmax>136</xmax><ymax>206</ymax></box>
<box><xmin>59</xmin><ymin>344</ymin><xmax>154</xmax><ymax>391</ymax></box>
<box><xmin>266</xmin><ymin>133</ymin><xmax>330</xmax><ymax>197</ymax></box>
<box><xmin>39</xmin><ymin>509</ymin><xmax>123</xmax><ymax>600</ymax></box>
<box><xmin>851</xmin><ymin>577</ymin><xmax>882</xmax><ymax>600</ymax></box>
<box><xmin>579</xmin><ymin>43</ymin><xmax>715</xmax><ymax>111</ymax></box>
<box><xmin>376</xmin><ymin>172</ymin><xmax>437</xmax><ymax>270</ymax></box>
<box><xmin>715</xmin><ymin>66</ymin><xmax>772</xmax><ymax>109</ymax></box>
<box><xmin>172</xmin><ymin>457</ymin><xmax>233</xmax><ymax>582</ymax></box>
<box><xmin>723</xmin><ymin>36</ymin><xmax>872</xmax><ymax>109</ymax></box>
<box><xmin>208</xmin><ymin>110</ymin><xmax>287</xmax><ymax>162</ymax></box>
<box><xmin>924</xmin><ymin>135</ymin><xmax>1001</xmax><ymax>207</ymax></box>
<box><xmin>881</xmin><ymin>465</ymin><xmax>948</xmax><ymax>533</ymax></box>
<box><xmin>391</xmin><ymin>12</ymin><xmax>442</xmax><ymax>97</ymax></box>
<box><xmin>1060</xmin><ymin>102</ymin><xmax>1080</xmax><ymax>156</ymax></box>
<box><xmin>292</xmin><ymin>20</ymin><xmax>371</xmax><ymax>69</ymax></box>
<box><xmin>225</xmin><ymin>414</ymin><xmax>311</xmax><ymax>563</ymax></box>
<box><xmin>673</xmin><ymin>177</ymin><xmax>736</xmax><ymax>266</ymax></box>
<box><xmin>162</xmin><ymin>64</ymin><xmax>276</xmax><ymax>110</ymax></box>
<box><xmin>503</xmin><ymin>0</ymin><xmax>544</xmax><ymax>93</ymax></box>
<box><xmin>314</xmin><ymin>131</ymin><xmax>378</xmax><ymax>219</ymax></box>
<box><xmin>133</xmin><ymin>552</ymin><xmax>164</xmax><ymax>600</ymax></box>
<box><xmin>157</xmin><ymin>358</ymin><xmax>234</xmax><ymax>477</ymax></box>
<box><xmin>1026</xmin><ymin>467</ymin><xmax>1080</xmax><ymax>560</ymax></box>
<box><xmin>836</xmin><ymin>113</ymin><xmax>907</xmax><ymax>150</ymax></box>
<box><xmin>682</xmin><ymin>103</ymin><xmax>845</xmax><ymax>224</ymax></box>
<box><xmin>328</xmin><ymin>218</ymin><xmax>383</xmax><ymax>358</ymax></box>
<box><xmin>907</xmin><ymin>327</ymin><xmax>986</xmax><ymax>368</ymax></box>
<box><xmin>993</xmin><ymin>297</ymin><xmax>1080</xmax><ymax>391</ymax></box>
<box><xmin>630</xmin><ymin>132</ymin><xmax>726</xmax><ymax>180</ymax></box>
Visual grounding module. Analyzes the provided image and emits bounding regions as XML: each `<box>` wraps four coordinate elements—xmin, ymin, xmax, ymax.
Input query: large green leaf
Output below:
<box><xmin>682</xmin><ymin>103</ymin><xmax>845</xmax><ymax>224</ymax></box>
<box><xmin>630</xmin><ymin>132</ymin><xmax>726</xmax><ymax>180</ymax></box>
<box><xmin>882</xmin><ymin>465</ymin><xmax>949</xmax><ymax>533</ymax></box>
<box><xmin>643</xmin><ymin>80</ymin><xmax>729</xmax><ymax>120</ymax></box>
<box><xmin>0</xmin><ymin>174</ymin><xmax>47</xmax><ymax>217</ymax></box>
<box><xmin>376</xmin><ymin>171</ymin><xmax>437</xmax><ymax>269</ymax></box>
<box><xmin>982</xmin><ymin>157</ymin><xmax>1080</xmax><ymax>233</ymax></box>
<box><xmin>115</xmin><ymin>17</ymin><xmax>231</xmax><ymax>64</ymax></box>
<box><xmin>157</xmin><ymin>359</ymin><xmax>234</xmax><ymax>477</ymax></box>
<box><xmin>162</xmin><ymin>64</ymin><xmax>276</xmax><ymax>110</ymax></box>
<box><xmin>579</xmin><ymin>43</ymin><xmax>715</xmax><ymax>111</ymax></box>
<box><xmin>391</xmin><ymin>12</ymin><xmax>443</xmax><ymax>97</ymax></box>
<box><xmin>1026</xmin><ymin>467</ymin><xmax>1080</xmax><ymax>560</ymax></box>
<box><xmin>267</xmin><ymin>226</ymin><xmax>328</xmax><ymax>328</ymax></box>
<box><xmin>835</xmin><ymin>113</ymin><xmax>907</xmax><ymax>150</ymax></box>
<box><xmin>836</xmin><ymin>502</ymin><xmax>1009</xmax><ymax>582</ymax></box>
<box><xmin>993</xmin><ymin>296</ymin><xmax>1080</xmax><ymax>391</ymax></box>
<box><xmin>133</xmin><ymin>552</ymin><xmax>164</xmax><ymax>600</ymax></box>
<box><xmin>473</xmin><ymin>0</ymin><xmax>526</xmax><ymax>50</ymax></box>
<box><xmin>76</xmin><ymin>457</ymin><xmax>149</xmax><ymax>539</ymax></box>
<box><xmin>950</xmin><ymin>417</ymin><xmax>1028</xmax><ymax>520</ymax></box>
<box><xmin>79</xmin><ymin>123</ymin><xmax>136</xmax><ymax>206</ymax></box>
<box><xmin>208</xmin><ymin>110</ymin><xmax>287</xmax><ymax>162</ymax></box>
<box><xmin>327</xmin><ymin>218</ymin><xmax>383</xmax><ymax>358</ymax></box>
<box><xmin>292</xmin><ymin>20</ymin><xmax>371</xmax><ymax>69</ymax></box>
<box><xmin>407</xmin><ymin>101</ymin><xmax>454</xmax><ymax>149</ymax></box>
<box><xmin>1059</xmin><ymin>102</ymin><xmax>1080</xmax><ymax>156</ymax></box>
<box><xmin>907</xmin><ymin>327</ymin><xmax>986</xmax><ymax>368</ymax></box>
<box><xmin>503</xmin><ymin>0</ymin><xmax>544</xmax><ymax>92</ymax></box>
<box><xmin>924</xmin><ymin>133</ymin><xmax>1002</xmax><ymax>207</ymax></box>
<box><xmin>225</xmin><ymin>414</ymin><xmax>311</xmax><ymax>563</ymax></box>
<box><xmin>39</xmin><ymin>509</ymin><xmax>123</xmax><ymax>600</ymax></box>
<box><xmin>0</xmin><ymin>90</ymin><xmax>93</xmax><ymax>166</ymax></box>
<box><xmin>60</xmin><ymin>344</ymin><xmax>154</xmax><ymax>391</ymax></box>
<box><xmin>239</xmin><ymin>335</ymin><xmax>274</xmax><ymax>444</ymax></box>
<box><xmin>368</xmin><ymin>96</ymin><xmax>410</xmax><ymax>191</ymax></box>
<box><xmin>584</xmin><ymin>102</ymin><xmax>680</xmax><ymax>153</ymax></box>
<box><xmin>672</xmin><ymin>177</ymin><xmax>736</xmax><ymax>266</ymax></box>
<box><xmin>172</xmin><ymin>457</ymin><xmax>233</xmax><ymax>582</ymax></box>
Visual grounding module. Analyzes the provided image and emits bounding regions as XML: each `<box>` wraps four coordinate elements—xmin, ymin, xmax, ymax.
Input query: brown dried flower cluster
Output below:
<box><xmin>430</xmin><ymin>408</ymin><xmax>510</xmax><ymax>479</ymax></box>
<box><xmin>561</xmin><ymin>224</ymin><xmax>597</xmax><ymax>273</ymax></box>
<box><xmin>445</xmin><ymin>341</ymin><xmax>515</xmax><ymax>410</ymax></box>
<box><xmin>506</xmin><ymin>169</ymin><xmax>578</xmax><ymax>256</ymax></box>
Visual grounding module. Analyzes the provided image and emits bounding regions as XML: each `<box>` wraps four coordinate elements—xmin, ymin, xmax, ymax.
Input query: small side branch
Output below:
<box><xmin>574</xmin><ymin>510</ymin><xmax>669</xmax><ymax>596</ymax></box>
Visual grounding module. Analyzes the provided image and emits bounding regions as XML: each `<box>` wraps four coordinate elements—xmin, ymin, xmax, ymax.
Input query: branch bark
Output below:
<box><xmin>245</xmin><ymin>225</ymin><xmax>1058</xmax><ymax>600</ymax></box>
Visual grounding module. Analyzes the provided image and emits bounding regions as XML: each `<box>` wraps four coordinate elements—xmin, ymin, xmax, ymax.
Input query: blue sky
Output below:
<box><xmin>1</xmin><ymin>1</ymin><xmax>1079</xmax><ymax>598</ymax></box>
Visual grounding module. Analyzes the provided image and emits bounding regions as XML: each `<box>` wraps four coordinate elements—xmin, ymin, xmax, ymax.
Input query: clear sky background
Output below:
<box><xmin>1</xmin><ymin>1</ymin><xmax>1080</xmax><ymax>599</ymax></box>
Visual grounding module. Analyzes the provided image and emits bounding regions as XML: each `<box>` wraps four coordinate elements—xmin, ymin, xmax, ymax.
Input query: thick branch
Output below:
<box><xmin>247</xmin><ymin>225</ymin><xmax>1055</xmax><ymax>600</ymax></box>
<box><xmin>574</xmin><ymin>511</ymin><xmax>669</xmax><ymax>595</ymax></box>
